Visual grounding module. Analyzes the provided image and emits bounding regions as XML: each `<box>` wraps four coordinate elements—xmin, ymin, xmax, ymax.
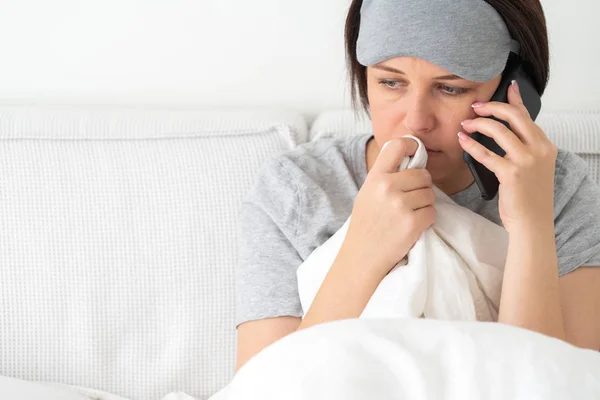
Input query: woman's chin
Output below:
<box><xmin>425</xmin><ymin>152</ymin><xmax>445</xmax><ymax>169</ymax></box>
<box><xmin>426</xmin><ymin>156</ymin><xmax>455</xmax><ymax>180</ymax></box>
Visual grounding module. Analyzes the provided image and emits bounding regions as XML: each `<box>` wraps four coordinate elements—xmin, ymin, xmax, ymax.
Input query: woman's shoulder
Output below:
<box><xmin>240</xmin><ymin>134</ymin><xmax>371</xmax><ymax>261</ymax></box>
<box><xmin>554</xmin><ymin>148</ymin><xmax>598</xmax><ymax>206</ymax></box>
<box><xmin>552</xmin><ymin>148</ymin><xmax>600</xmax><ymax>273</ymax></box>
<box><xmin>253</xmin><ymin>134</ymin><xmax>370</xmax><ymax>196</ymax></box>
<box><xmin>279</xmin><ymin>133</ymin><xmax>368</xmax><ymax>172</ymax></box>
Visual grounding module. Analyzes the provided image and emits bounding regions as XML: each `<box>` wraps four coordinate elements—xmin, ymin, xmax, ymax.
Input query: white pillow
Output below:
<box><xmin>0</xmin><ymin>106</ymin><xmax>307</xmax><ymax>400</ymax></box>
<box><xmin>0</xmin><ymin>375</ymin><xmax>90</xmax><ymax>400</ymax></box>
<box><xmin>309</xmin><ymin>109</ymin><xmax>371</xmax><ymax>141</ymax></box>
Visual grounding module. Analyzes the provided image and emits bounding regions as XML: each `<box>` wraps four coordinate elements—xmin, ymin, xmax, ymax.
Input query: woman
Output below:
<box><xmin>235</xmin><ymin>0</ymin><xmax>600</xmax><ymax>372</ymax></box>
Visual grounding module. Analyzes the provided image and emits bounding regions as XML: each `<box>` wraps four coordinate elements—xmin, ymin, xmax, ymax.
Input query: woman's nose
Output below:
<box><xmin>402</xmin><ymin>93</ymin><xmax>435</xmax><ymax>134</ymax></box>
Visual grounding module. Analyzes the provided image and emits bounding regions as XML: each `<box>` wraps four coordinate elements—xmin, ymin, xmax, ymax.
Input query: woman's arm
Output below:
<box><xmin>559</xmin><ymin>266</ymin><xmax>600</xmax><ymax>350</ymax></box>
<box><xmin>296</xmin><ymin>240</ymin><xmax>390</xmax><ymax>330</ymax></box>
<box><xmin>497</xmin><ymin>220</ymin><xmax>566</xmax><ymax>341</ymax></box>
<box><xmin>458</xmin><ymin>80</ymin><xmax>600</xmax><ymax>348</ymax></box>
<box><xmin>236</xmin><ymin>138</ymin><xmax>435</xmax><ymax>373</ymax></box>
<box><xmin>499</xmin><ymin>220</ymin><xmax>600</xmax><ymax>350</ymax></box>
<box><xmin>235</xmin><ymin>242</ymin><xmax>390</xmax><ymax>373</ymax></box>
<box><xmin>236</xmin><ymin>250</ymin><xmax>388</xmax><ymax>374</ymax></box>
<box><xmin>236</xmin><ymin>316</ymin><xmax>301</xmax><ymax>373</ymax></box>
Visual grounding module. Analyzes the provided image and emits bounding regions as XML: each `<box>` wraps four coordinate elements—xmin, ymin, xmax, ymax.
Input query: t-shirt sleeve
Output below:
<box><xmin>553</xmin><ymin>150</ymin><xmax>600</xmax><ymax>276</ymax></box>
<box><xmin>235</xmin><ymin>157</ymin><xmax>304</xmax><ymax>327</ymax></box>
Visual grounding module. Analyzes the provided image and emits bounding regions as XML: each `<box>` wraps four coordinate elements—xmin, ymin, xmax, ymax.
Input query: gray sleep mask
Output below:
<box><xmin>356</xmin><ymin>0</ymin><xmax>521</xmax><ymax>82</ymax></box>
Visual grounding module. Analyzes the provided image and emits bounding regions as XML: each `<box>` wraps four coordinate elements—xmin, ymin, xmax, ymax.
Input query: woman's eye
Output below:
<box><xmin>440</xmin><ymin>85</ymin><xmax>468</xmax><ymax>96</ymax></box>
<box><xmin>378</xmin><ymin>80</ymin><xmax>468</xmax><ymax>96</ymax></box>
<box><xmin>379</xmin><ymin>80</ymin><xmax>403</xmax><ymax>90</ymax></box>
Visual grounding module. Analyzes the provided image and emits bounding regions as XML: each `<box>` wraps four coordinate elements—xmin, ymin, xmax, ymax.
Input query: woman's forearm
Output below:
<box><xmin>298</xmin><ymin>242</ymin><xmax>389</xmax><ymax>331</ymax></box>
<box><xmin>498</xmin><ymin>219</ymin><xmax>566</xmax><ymax>340</ymax></box>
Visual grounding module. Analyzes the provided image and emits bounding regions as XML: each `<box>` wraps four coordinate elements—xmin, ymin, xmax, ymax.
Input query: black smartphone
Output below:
<box><xmin>462</xmin><ymin>54</ymin><xmax>542</xmax><ymax>200</ymax></box>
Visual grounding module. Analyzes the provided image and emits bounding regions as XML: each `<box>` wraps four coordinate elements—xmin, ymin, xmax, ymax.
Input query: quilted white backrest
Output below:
<box><xmin>0</xmin><ymin>106</ymin><xmax>308</xmax><ymax>400</ymax></box>
<box><xmin>310</xmin><ymin>110</ymin><xmax>600</xmax><ymax>185</ymax></box>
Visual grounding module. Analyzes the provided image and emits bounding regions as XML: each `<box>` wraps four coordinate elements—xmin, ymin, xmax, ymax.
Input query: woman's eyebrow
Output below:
<box><xmin>372</xmin><ymin>64</ymin><xmax>463</xmax><ymax>81</ymax></box>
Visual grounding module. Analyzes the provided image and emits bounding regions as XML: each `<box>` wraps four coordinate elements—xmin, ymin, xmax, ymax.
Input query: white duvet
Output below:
<box><xmin>218</xmin><ymin>318</ymin><xmax>600</xmax><ymax>400</ymax></box>
<box><xmin>0</xmin><ymin>377</ymin><xmax>194</xmax><ymax>400</ymax></box>
<box><xmin>4</xmin><ymin>318</ymin><xmax>599</xmax><ymax>400</ymax></box>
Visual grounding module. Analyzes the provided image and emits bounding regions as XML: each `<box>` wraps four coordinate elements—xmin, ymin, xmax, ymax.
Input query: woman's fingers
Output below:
<box><xmin>371</xmin><ymin>138</ymin><xmax>419</xmax><ymax>175</ymax></box>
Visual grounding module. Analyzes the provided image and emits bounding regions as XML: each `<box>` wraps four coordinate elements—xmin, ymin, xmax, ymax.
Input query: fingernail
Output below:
<box><xmin>458</xmin><ymin>131</ymin><xmax>469</xmax><ymax>141</ymax></box>
<box><xmin>471</xmin><ymin>102</ymin><xmax>485</xmax><ymax>108</ymax></box>
<box><xmin>460</xmin><ymin>119</ymin><xmax>472</xmax><ymax>126</ymax></box>
<box><xmin>381</xmin><ymin>140</ymin><xmax>391</xmax><ymax>152</ymax></box>
<box><xmin>511</xmin><ymin>80</ymin><xmax>520</xmax><ymax>94</ymax></box>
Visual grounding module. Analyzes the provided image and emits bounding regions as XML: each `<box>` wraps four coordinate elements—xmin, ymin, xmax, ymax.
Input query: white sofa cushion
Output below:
<box><xmin>309</xmin><ymin>110</ymin><xmax>600</xmax><ymax>184</ymax></box>
<box><xmin>0</xmin><ymin>106</ymin><xmax>307</xmax><ymax>400</ymax></box>
<box><xmin>0</xmin><ymin>375</ymin><xmax>90</xmax><ymax>400</ymax></box>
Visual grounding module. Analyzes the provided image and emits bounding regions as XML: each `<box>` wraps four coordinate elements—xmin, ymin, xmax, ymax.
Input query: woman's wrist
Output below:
<box><xmin>299</xmin><ymin>240</ymin><xmax>392</xmax><ymax>329</ymax></box>
<box><xmin>338</xmin><ymin>237</ymin><xmax>395</xmax><ymax>282</ymax></box>
<box><xmin>510</xmin><ymin>214</ymin><xmax>555</xmax><ymax>242</ymax></box>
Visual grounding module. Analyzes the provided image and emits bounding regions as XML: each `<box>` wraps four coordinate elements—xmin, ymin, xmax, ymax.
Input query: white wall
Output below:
<box><xmin>0</xmin><ymin>0</ymin><xmax>598</xmax><ymax>117</ymax></box>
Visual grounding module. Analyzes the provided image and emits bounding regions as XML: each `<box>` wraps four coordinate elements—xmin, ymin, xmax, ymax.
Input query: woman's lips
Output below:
<box><xmin>426</xmin><ymin>149</ymin><xmax>443</xmax><ymax>157</ymax></box>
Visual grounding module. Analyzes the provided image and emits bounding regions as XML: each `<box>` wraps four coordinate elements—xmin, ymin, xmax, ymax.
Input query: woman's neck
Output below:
<box><xmin>434</xmin><ymin>171</ymin><xmax>475</xmax><ymax>196</ymax></box>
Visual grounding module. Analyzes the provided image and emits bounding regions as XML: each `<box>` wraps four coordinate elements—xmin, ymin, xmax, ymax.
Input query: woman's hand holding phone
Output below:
<box><xmin>458</xmin><ymin>80</ymin><xmax>557</xmax><ymax>233</ymax></box>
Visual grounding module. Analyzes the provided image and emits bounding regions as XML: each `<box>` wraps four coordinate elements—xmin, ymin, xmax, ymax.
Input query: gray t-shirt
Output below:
<box><xmin>235</xmin><ymin>133</ymin><xmax>600</xmax><ymax>327</ymax></box>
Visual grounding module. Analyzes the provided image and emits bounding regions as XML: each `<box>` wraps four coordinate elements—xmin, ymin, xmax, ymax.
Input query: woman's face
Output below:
<box><xmin>367</xmin><ymin>56</ymin><xmax>502</xmax><ymax>191</ymax></box>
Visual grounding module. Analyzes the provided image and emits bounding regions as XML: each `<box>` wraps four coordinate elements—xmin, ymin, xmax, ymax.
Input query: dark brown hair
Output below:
<box><xmin>345</xmin><ymin>0</ymin><xmax>550</xmax><ymax>113</ymax></box>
